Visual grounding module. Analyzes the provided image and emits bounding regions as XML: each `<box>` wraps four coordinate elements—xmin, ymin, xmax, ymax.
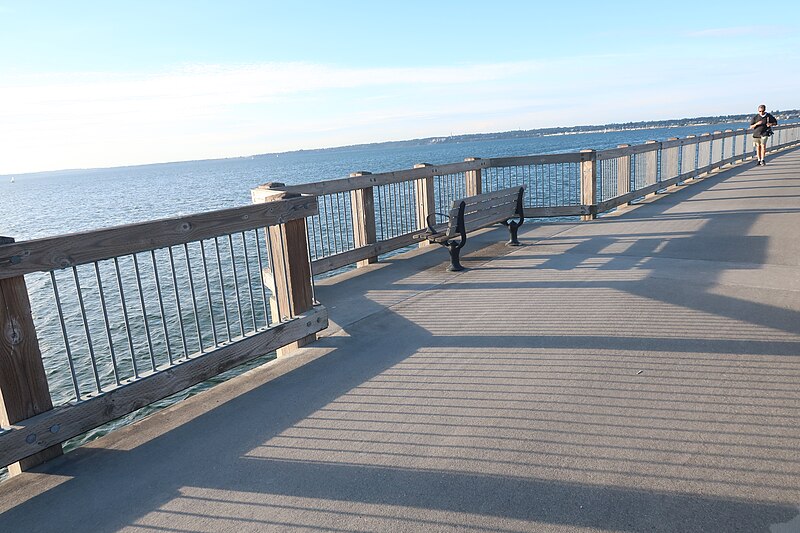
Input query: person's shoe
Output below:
<box><xmin>758</xmin><ymin>160</ymin><xmax>764</xmax><ymax>165</ymax></box>
<box><xmin>761</xmin><ymin>160</ymin><xmax>767</xmax><ymax>166</ymax></box>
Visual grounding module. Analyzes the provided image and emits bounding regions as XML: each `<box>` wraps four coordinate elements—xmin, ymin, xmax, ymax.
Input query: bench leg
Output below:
<box><xmin>447</xmin><ymin>241</ymin><xmax>464</xmax><ymax>271</ymax></box>
<box><xmin>507</xmin><ymin>221</ymin><xmax>522</xmax><ymax>246</ymax></box>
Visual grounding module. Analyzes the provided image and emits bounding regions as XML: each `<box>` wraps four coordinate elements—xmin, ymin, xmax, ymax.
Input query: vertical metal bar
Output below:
<box><xmin>114</xmin><ymin>257</ymin><xmax>139</xmax><ymax>379</ymax></box>
<box><xmin>214</xmin><ymin>237</ymin><xmax>232</xmax><ymax>341</ymax></box>
<box><xmin>393</xmin><ymin>183</ymin><xmax>401</xmax><ymax>237</ymax></box>
<box><xmin>72</xmin><ymin>267</ymin><xmax>102</xmax><ymax>393</ymax></box>
<box><xmin>227</xmin><ymin>234</ymin><xmax>245</xmax><ymax>336</ymax></box>
<box><xmin>241</xmin><ymin>232</ymin><xmax>257</xmax><ymax>330</ymax></box>
<box><xmin>151</xmin><ymin>250</ymin><xmax>173</xmax><ymax>365</ymax></box>
<box><xmin>253</xmin><ymin>229</ymin><xmax>270</xmax><ymax>328</ymax></box>
<box><xmin>133</xmin><ymin>253</ymin><xmax>156</xmax><ymax>371</ymax></box>
<box><xmin>94</xmin><ymin>262</ymin><xmax>120</xmax><ymax>386</ymax></box>
<box><xmin>199</xmin><ymin>240</ymin><xmax>219</xmax><ymax>347</ymax></box>
<box><xmin>305</xmin><ymin>231</ymin><xmax>318</xmax><ymax>305</ymax></box>
<box><xmin>51</xmin><ymin>271</ymin><xmax>81</xmax><ymax>400</ymax></box>
<box><xmin>168</xmin><ymin>246</ymin><xmax>188</xmax><ymax>358</ymax></box>
<box><xmin>183</xmin><ymin>243</ymin><xmax>203</xmax><ymax>353</ymax></box>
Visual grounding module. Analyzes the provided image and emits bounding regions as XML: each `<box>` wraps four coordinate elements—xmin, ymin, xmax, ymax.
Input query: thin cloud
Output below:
<box><xmin>686</xmin><ymin>26</ymin><xmax>763</xmax><ymax>37</ymax></box>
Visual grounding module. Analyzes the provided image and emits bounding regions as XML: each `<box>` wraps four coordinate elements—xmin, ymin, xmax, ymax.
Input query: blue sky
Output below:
<box><xmin>1</xmin><ymin>0</ymin><xmax>798</xmax><ymax>174</ymax></box>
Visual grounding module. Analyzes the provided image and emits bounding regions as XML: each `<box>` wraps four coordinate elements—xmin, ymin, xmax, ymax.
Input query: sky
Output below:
<box><xmin>1</xmin><ymin>0</ymin><xmax>799</xmax><ymax>175</ymax></box>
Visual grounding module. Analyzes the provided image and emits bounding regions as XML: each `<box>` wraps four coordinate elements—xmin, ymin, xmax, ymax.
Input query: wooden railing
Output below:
<box><xmin>1</xmin><ymin>121</ymin><xmax>798</xmax><ymax>478</ymax></box>
<box><xmin>0</xmin><ymin>194</ymin><xmax>327</xmax><ymax>474</ymax></box>
<box><xmin>258</xmin><ymin>124</ymin><xmax>800</xmax><ymax>275</ymax></box>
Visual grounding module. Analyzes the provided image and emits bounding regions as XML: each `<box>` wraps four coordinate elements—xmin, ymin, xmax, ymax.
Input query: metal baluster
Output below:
<box><xmin>72</xmin><ymin>266</ymin><xmax>102</xmax><ymax>393</ymax></box>
<box><xmin>309</xmin><ymin>213</ymin><xmax>320</xmax><ymax>260</ymax></box>
<box><xmin>132</xmin><ymin>253</ymin><xmax>156</xmax><ymax>371</ymax></box>
<box><xmin>94</xmin><ymin>262</ymin><xmax>120</xmax><ymax>386</ymax></box>
<box><xmin>227</xmin><ymin>234</ymin><xmax>245</xmax><ymax>337</ymax></box>
<box><xmin>253</xmin><ymin>229</ymin><xmax>270</xmax><ymax>327</ymax></box>
<box><xmin>199</xmin><ymin>240</ymin><xmax>219</xmax><ymax>347</ymax></box>
<box><xmin>151</xmin><ymin>250</ymin><xmax>173</xmax><ymax>365</ymax></box>
<box><xmin>167</xmin><ymin>246</ymin><xmax>188</xmax><ymax>358</ymax></box>
<box><xmin>114</xmin><ymin>257</ymin><xmax>139</xmax><ymax>379</ymax></box>
<box><xmin>183</xmin><ymin>243</ymin><xmax>203</xmax><ymax>353</ymax></box>
<box><xmin>51</xmin><ymin>272</ymin><xmax>81</xmax><ymax>400</ymax></box>
<box><xmin>337</xmin><ymin>192</ymin><xmax>347</xmax><ymax>249</ymax></box>
<box><xmin>214</xmin><ymin>237</ymin><xmax>232</xmax><ymax>341</ymax></box>
<box><xmin>241</xmin><ymin>232</ymin><xmax>257</xmax><ymax>331</ymax></box>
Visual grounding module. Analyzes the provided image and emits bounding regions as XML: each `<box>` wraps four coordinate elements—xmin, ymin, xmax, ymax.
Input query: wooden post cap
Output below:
<box><xmin>349</xmin><ymin>171</ymin><xmax>372</xmax><ymax>177</ymax></box>
<box><xmin>413</xmin><ymin>163</ymin><xmax>432</xmax><ymax>168</ymax></box>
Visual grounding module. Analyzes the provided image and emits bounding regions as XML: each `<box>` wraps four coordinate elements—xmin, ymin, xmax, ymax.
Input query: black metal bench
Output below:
<box><xmin>424</xmin><ymin>186</ymin><xmax>525</xmax><ymax>271</ymax></box>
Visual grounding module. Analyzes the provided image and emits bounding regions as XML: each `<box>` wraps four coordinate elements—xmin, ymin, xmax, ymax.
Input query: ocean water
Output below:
<box><xmin>0</xmin><ymin>121</ymin><xmax>758</xmax><ymax>471</ymax></box>
<box><xmin>1</xmin><ymin>122</ymin><xmax>752</xmax><ymax>241</ymax></box>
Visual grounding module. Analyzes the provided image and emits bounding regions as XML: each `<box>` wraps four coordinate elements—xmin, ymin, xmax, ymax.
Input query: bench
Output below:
<box><xmin>424</xmin><ymin>185</ymin><xmax>525</xmax><ymax>271</ymax></box>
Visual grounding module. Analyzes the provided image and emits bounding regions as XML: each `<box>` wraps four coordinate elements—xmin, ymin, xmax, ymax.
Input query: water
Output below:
<box><xmin>0</xmin><ymin>121</ymin><xmax>760</xmax><ymax>473</ymax></box>
<box><xmin>1</xmin><ymin>122</ymin><xmax>753</xmax><ymax>241</ymax></box>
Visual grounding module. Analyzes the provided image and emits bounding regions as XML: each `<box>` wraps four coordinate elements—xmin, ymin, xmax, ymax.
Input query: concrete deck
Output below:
<box><xmin>2</xmin><ymin>149</ymin><xmax>799</xmax><ymax>532</ymax></box>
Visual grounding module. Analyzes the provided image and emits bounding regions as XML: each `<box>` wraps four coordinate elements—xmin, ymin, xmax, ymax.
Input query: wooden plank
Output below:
<box><xmin>487</xmin><ymin>153</ymin><xmax>583</xmax><ymax>166</ymax></box>
<box><xmin>0</xmin><ymin>305</ymin><xmax>328</xmax><ymax>469</ymax></box>
<box><xmin>275</xmin><ymin>159</ymin><xmax>489</xmax><ymax>196</ymax></box>
<box><xmin>0</xmin><ymin>273</ymin><xmax>62</xmax><ymax>474</ymax></box>
<box><xmin>350</xmin><ymin>187</ymin><xmax>377</xmax><ymax>266</ymax></box>
<box><xmin>523</xmin><ymin>205</ymin><xmax>589</xmax><ymax>218</ymax></box>
<box><xmin>0</xmin><ymin>196</ymin><xmax>318</xmax><ymax>280</ymax></box>
<box><xmin>462</xmin><ymin>192</ymin><xmax>519</xmax><ymax>211</ymax></box>
<box><xmin>310</xmin><ymin>232</ymin><xmax>420</xmax><ymax>274</ymax></box>
<box><xmin>454</xmin><ymin>186</ymin><xmax>523</xmax><ymax>206</ymax></box>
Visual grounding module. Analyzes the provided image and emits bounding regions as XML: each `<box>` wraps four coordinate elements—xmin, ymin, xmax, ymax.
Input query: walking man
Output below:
<box><xmin>749</xmin><ymin>104</ymin><xmax>777</xmax><ymax>165</ymax></box>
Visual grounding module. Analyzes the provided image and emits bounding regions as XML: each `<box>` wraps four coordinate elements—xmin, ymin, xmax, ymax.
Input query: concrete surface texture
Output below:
<box><xmin>1</xmin><ymin>149</ymin><xmax>799</xmax><ymax>532</ymax></box>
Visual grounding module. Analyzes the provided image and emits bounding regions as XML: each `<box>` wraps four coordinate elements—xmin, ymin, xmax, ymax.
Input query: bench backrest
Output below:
<box><xmin>445</xmin><ymin>186</ymin><xmax>524</xmax><ymax>237</ymax></box>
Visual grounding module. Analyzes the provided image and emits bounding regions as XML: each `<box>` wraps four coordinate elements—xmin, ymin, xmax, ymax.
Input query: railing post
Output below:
<box><xmin>0</xmin><ymin>236</ymin><xmax>62</xmax><ymax>475</ymax></box>
<box><xmin>616</xmin><ymin>144</ymin><xmax>631</xmax><ymax>201</ymax></box>
<box><xmin>464</xmin><ymin>157</ymin><xmax>482</xmax><ymax>197</ymax></box>
<box><xmin>413</xmin><ymin>163</ymin><xmax>436</xmax><ymax>247</ymax></box>
<box><xmin>251</xmin><ymin>185</ymin><xmax>316</xmax><ymax>357</ymax></box>
<box><xmin>349</xmin><ymin>172</ymin><xmax>377</xmax><ymax>267</ymax></box>
<box><xmin>580</xmin><ymin>150</ymin><xmax>596</xmax><ymax>221</ymax></box>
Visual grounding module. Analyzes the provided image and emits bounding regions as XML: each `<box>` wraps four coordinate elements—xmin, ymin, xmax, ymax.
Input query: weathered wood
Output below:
<box><xmin>596</xmin><ymin>174</ymin><xmax>685</xmax><ymax>213</ymax></box>
<box><xmin>580</xmin><ymin>150</ymin><xmax>597</xmax><ymax>221</ymax></box>
<box><xmin>0</xmin><ymin>266</ymin><xmax>62</xmax><ymax>475</ymax></box>
<box><xmin>523</xmin><ymin>205</ymin><xmax>590</xmax><ymax>218</ymax></box>
<box><xmin>311</xmin><ymin>231</ymin><xmax>420</xmax><ymax>275</ymax></box>
<box><xmin>0</xmin><ymin>305</ymin><xmax>328</xmax><ymax>469</ymax></box>
<box><xmin>254</xmin><ymin>189</ymin><xmax>316</xmax><ymax>357</ymax></box>
<box><xmin>413</xmin><ymin>164</ymin><xmax>436</xmax><ymax>248</ymax></box>
<box><xmin>488</xmin><ymin>153</ymin><xmax>583</xmax><ymax>166</ymax></box>
<box><xmin>275</xmin><ymin>159</ymin><xmax>489</xmax><ymax>196</ymax></box>
<box><xmin>0</xmin><ymin>196</ymin><xmax>318</xmax><ymax>280</ymax></box>
<box><xmin>464</xmin><ymin>158</ymin><xmax>482</xmax><ymax>197</ymax></box>
<box><xmin>349</xmin><ymin>173</ymin><xmax>377</xmax><ymax>267</ymax></box>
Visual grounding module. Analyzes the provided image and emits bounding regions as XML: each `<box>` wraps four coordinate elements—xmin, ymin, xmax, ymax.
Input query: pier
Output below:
<box><xmin>1</xmin><ymin>128</ymin><xmax>799</xmax><ymax>531</ymax></box>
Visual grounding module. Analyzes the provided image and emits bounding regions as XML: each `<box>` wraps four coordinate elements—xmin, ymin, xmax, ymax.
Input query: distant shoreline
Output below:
<box><xmin>5</xmin><ymin>110</ymin><xmax>798</xmax><ymax>178</ymax></box>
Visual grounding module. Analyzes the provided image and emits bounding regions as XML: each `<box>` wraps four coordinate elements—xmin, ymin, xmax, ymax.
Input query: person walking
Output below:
<box><xmin>749</xmin><ymin>104</ymin><xmax>777</xmax><ymax>165</ymax></box>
